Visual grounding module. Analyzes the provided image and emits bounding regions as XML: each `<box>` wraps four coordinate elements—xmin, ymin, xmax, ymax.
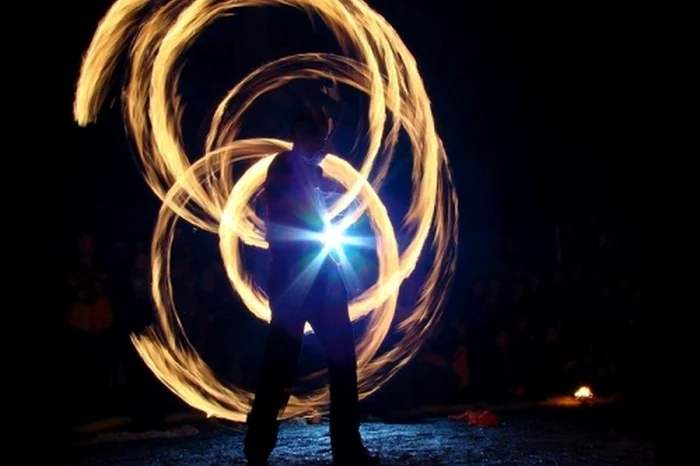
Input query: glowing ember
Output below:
<box><xmin>74</xmin><ymin>0</ymin><xmax>458</xmax><ymax>422</ymax></box>
<box><xmin>574</xmin><ymin>386</ymin><xmax>593</xmax><ymax>399</ymax></box>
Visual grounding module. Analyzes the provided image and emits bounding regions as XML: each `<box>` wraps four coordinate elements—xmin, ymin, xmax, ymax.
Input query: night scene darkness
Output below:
<box><xmin>43</xmin><ymin>1</ymin><xmax>653</xmax><ymax>464</ymax></box>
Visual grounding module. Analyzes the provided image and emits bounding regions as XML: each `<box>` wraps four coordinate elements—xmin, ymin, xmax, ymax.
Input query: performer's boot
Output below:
<box><xmin>332</xmin><ymin>442</ymin><xmax>380</xmax><ymax>466</ymax></box>
<box><xmin>328</xmin><ymin>378</ymin><xmax>379</xmax><ymax>466</ymax></box>
<box><xmin>244</xmin><ymin>418</ymin><xmax>278</xmax><ymax>465</ymax></box>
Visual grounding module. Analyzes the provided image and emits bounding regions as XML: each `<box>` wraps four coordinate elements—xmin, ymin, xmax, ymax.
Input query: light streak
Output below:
<box><xmin>74</xmin><ymin>0</ymin><xmax>459</xmax><ymax>422</ymax></box>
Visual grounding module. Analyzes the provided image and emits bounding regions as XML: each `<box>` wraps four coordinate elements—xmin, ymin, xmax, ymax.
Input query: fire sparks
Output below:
<box><xmin>74</xmin><ymin>0</ymin><xmax>458</xmax><ymax>422</ymax></box>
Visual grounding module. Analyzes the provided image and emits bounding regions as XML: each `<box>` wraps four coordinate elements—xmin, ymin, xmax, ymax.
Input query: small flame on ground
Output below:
<box><xmin>574</xmin><ymin>386</ymin><xmax>593</xmax><ymax>399</ymax></box>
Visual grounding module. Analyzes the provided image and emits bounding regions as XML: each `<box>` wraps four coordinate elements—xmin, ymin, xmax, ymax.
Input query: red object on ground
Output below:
<box><xmin>448</xmin><ymin>409</ymin><xmax>499</xmax><ymax>426</ymax></box>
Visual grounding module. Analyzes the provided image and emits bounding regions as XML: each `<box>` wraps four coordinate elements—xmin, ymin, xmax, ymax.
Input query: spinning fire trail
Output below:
<box><xmin>74</xmin><ymin>0</ymin><xmax>458</xmax><ymax>422</ymax></box>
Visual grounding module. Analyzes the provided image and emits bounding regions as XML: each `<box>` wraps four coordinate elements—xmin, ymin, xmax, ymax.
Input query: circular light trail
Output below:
<box><xmin>74</xmin><ymin>0</ymin><xmax>459</xmax><ymax>422</ymax></box>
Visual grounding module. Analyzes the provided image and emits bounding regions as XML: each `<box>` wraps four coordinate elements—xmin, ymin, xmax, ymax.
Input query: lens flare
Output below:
<box><xmin>319</xmin><ymin>220</ymin><xmax>345</xmax><ymax>253</ymax></box>
<box><xmin>321</xmin><ymin>225</ymin><xmax>342</xmax><ymax>250</ymax></box>
<box><xmin>74</xmin><ymin>0</ymin><xmax>459</xmax><ymax>422</ymax></box>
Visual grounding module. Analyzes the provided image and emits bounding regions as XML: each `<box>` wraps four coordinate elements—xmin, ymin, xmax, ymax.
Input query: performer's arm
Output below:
<box><xmin>316</xmin><ymin>187</ymin><xmax>362</xmax><ymax>216</ymax></box>
<box><xmin>316</xmin><ymin>167</ymin><xmax>363</xmax><ymax>213</ymax></box>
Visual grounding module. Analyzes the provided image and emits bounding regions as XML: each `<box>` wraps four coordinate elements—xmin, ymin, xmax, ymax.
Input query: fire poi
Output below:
<box><xmin>73</xmin><ymin>0</ymin><xmax>458</xmax><ymax>422</ymax></box>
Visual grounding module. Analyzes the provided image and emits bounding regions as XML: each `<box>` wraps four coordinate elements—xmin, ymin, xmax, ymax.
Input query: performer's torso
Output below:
<box><xmin>263</xmin><ymin>150</ymin><xmax>348</xmax><ymax>308</ymax></box>
<box><xmin>264</xmin><ymin>151</ymin><xmax>325</xmax><ymax>268</ymax></box>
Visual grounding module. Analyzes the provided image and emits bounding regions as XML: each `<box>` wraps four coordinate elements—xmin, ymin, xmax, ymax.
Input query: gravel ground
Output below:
<box><xmin>66</xmin><ymin>406</ymin><xmax>654</xmax><ymax>465</ymax></box>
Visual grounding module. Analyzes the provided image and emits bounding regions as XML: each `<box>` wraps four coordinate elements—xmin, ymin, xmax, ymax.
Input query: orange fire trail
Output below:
<box><xmin>74</xmin><ymin>0</ymin><xmax>458</xmax><ymax>422</ymax></box>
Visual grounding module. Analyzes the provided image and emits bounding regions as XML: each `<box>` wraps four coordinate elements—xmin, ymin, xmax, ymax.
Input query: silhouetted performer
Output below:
<box><xmin>244</xmin><ymin>103</ymin><xmax>378</xmax><ymax>466</ymax></box>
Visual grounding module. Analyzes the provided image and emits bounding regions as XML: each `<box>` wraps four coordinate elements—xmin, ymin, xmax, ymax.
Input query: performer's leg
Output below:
<box><xmin>308</xmin><ymin>282</ymin><xmax>364</xmax><ymax>457</ymax></box>
<box><xmin>245</xmin><ymin>305</ymin><xmax>305</xmax><ymax>463</ymax></box>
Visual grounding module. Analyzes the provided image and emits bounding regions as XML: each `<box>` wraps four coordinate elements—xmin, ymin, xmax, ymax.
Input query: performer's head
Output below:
<box><xmin>290</xmin><ymin>102</ymin><xmax>330</xmax><ymax>155</ymax></box>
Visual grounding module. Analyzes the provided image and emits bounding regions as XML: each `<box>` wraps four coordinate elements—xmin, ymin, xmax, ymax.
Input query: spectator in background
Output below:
<box><xmin>466</xmin><ymin>281</ymin><xmax>489</xmax><ymax>399</ymax></box>
<box><xmin>68</xmin><ymin>234</ymin><xmax>114</xmax><ymax>334</ymax></box>
<box><xmin>66</xmin><ymin>233</ymin><xmax>116</xmax><ymax>420</ymax></box>
<box><xmin>416</xmin><ymin>321</ymin><xmax>464</xmax><ymax>405</ymax></box>
<box><xmin>486</xmin><ymin>330</ymin><xmax>515</xmax><ymax>402</ymax></box>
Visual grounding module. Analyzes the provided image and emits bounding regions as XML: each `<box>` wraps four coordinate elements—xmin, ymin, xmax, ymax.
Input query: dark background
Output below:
<box><xmin>34</xmin><ymin>0</ymin><xmax>652</xmax><ymax>447</ymax></box>
<box><xmin>52</xmin><ymin>1</ymin><xmax>649</xmax><ymax>272</ymax></box>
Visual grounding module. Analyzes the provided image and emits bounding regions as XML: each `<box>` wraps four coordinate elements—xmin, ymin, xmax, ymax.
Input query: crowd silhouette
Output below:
<box><xmin>56</xmin><ymin>224</ymin><xmax>649</xmax><ymax>428</ymax></box>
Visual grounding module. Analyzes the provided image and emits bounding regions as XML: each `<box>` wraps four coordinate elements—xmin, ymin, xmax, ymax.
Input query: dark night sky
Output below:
<box><xmin>48</xmin><ymin>1</ymin><xmax>648</xmax><ymax>277</ymax></box>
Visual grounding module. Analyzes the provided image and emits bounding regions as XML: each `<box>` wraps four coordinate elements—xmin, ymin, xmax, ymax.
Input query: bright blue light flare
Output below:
<box><xmin>320</xmin><ymin>223</ymin><xmax>344</xmax><ymax>252</ymax></box>
<box><xmin>318</xmin><ymin>222</ymin><xmax>350</xmax><ymax>266</ymax></box>
<box><xmin>316</xmin><ymin>221</ymin><xmax>367</xmax><ymax>296</ymax></box>
<box><xmin>260</xmin><ymin>202</ymin><xmax>375</xmax><ymax>298</ymax></box>
<box><xmin>266</xmin><ymin>214</ymin><xmax>374</xmax><ymax>297</ymax></box>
